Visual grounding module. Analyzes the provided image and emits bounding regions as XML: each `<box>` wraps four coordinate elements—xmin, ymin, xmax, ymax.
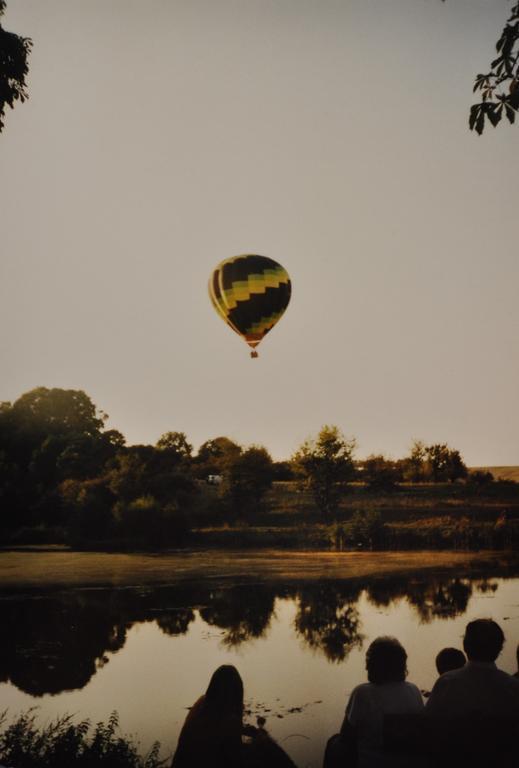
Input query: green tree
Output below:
<box><xmin>108</xmin><ymin>444</ymin><xmax>195</xmax><ymax>507</ymax></box>
<box><xmin>0</xmin><ymin>1</ymin><xmax>32</xmax><ymax>132</ymax></box>
<box><xmin>293</xmin><ymin>425</ymin><xmax>356</xmax><ymax>517</ymax></box>
<box><xmin>403</xmin><ymin>440</ymin><xmax>426</xmax><ymax>482</ymax></box>
<box><xmin>156</xmin><ymin>431</ymin><xmax>192</xmax><ymax>458</ymax></box>
<box><xmin>0</xmin><ymin>387</ymin><xmax>122</xmax><ymax>533</ymax></box>
<box><xmin>193</xmin><ymin>436</ymin><xmax>242</xmax><ymax>478</ymax></box>
<box><xmin>362</xmin><ymin>454</ymin><xmax>402</xmax><ymax>491</ymax></box>
<box><xmin>424</xmin><ymin>444</ymin><xmax>468</xmax><ymax>482</ymax></box>
<box><xmin>221</xmin><ymin>445</ymin><xmax>274</xmax><ymax>519</ymax></box>
<box><xmin>9</xmin><ymin>386</ymin><xmax>107</xmax><ymax>439</ymax></box>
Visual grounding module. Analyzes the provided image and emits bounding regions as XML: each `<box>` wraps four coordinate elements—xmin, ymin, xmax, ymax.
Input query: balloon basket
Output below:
<box><xmin>250</xmin><ymin>350</ymin><xmax>259</xmax><ymax>359</ymax></box>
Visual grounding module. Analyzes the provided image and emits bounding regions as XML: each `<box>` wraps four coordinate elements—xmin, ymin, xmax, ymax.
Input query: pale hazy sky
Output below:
<box><xmin>1</xmin><ymin>0</ymin><xmax>518</xmax><ymax>464</ymax></box>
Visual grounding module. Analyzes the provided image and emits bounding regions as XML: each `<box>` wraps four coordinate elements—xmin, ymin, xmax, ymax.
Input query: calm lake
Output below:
<box><xmin>1</xmin><ymin>550</ymin><xmax>518</xmax><ymax>768</ymax></box>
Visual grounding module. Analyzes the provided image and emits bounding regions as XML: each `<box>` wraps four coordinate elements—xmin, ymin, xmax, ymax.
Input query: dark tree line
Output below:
<box><xmin>0</xmin><ymin>387</ymin><xmax>277</xmax><ymax>546</ymax></box>
<box><xmin>0</xmin><ymin>387</ymin><xmax>514</xmax><ymax>547</ymax></box>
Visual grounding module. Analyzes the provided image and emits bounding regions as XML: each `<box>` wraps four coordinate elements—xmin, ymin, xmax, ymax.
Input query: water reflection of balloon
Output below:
<box><xmin>208</xmin><ymin>254</ymin><xmax>291</xmax><ymax>358</ymax></box>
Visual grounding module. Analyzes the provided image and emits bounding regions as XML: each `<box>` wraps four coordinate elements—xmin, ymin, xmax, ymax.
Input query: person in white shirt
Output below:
<box><xmin>324</xmin><ymin>636</ymin><xmax>424</xmax><ymax>768</ymax></box>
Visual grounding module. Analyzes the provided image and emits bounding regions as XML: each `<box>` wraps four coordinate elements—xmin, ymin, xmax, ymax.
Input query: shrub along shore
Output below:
<box><xmin>0</xmin><ymin>711</ymin><xmax>163</xmax><ymax>768</ymax></box>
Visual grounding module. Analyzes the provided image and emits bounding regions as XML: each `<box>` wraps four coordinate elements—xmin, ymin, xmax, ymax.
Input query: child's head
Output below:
<box><xmin>435</xmin><ymin>647</ymin><xmax>466</xmax><ymax>675</ymax></box>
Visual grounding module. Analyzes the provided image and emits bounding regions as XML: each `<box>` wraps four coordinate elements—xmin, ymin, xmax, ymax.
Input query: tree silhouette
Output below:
<box><xmin>0</xmin><ymin>387</ymin><xmax>122</xmax><ymax>533</ymax></box>
<box><xmin>293</xmin><ymin>425</ymin><xmax>356</xmax><ymax>518</ymax></box>
<box><xmin>220</xmin><ymin>445</ymin><xmax>274</xmax><ymax>520</ymax></box>
<box><xmin>0</xmin><ymin>1</ymin><xmax>31</xmax><ymax>132</ymax></box>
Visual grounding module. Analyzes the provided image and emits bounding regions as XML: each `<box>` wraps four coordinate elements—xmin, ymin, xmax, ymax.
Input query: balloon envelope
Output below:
<box><xmin>209</xmin><ymin>254</ymin><xmax>291</xmax><ymax>356</ymax></box>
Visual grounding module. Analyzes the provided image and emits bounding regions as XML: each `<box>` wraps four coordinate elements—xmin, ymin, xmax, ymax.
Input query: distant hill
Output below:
<box><xmin>471</xmin><ymin>466</ymin><xmax>519</xmax><ymax>482</ymax></box>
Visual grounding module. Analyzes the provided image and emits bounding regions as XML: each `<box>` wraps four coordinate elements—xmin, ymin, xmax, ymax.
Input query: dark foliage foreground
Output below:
<box><xmin>0</xmin><ymin>710</ymin><xmax>165</xmax><ymax>768</ymax></box>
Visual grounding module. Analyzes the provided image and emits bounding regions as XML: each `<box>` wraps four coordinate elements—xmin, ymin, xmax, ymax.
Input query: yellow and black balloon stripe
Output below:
<box><xmin>208</xmin><ymin>254</ymin><xmax>291</xmax><ymax>350</ymax></box>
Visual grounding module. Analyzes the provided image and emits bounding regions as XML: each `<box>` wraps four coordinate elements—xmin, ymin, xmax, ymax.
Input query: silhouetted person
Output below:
<box><xmin>172</xmin><ymin>665</ymin><xmax>296</xmax><ymax>768</ymax></box>
<box><xmin>172</xmin><ymin>665</ymin><xmax>243</xmax><ymax>767</ymax></box>
<box><xmin>324</xmin><ymin>636</ymin><xmax>424</xmax><ymax>768</ymax></box>
<box><xmin>514</xmin><ymin>643</ymin><xmax>519</xmax><ymax>679</ymax></box>
<box><xmin>435</xmin><ymin>647</ymin><xmax>466</xmax><ymax>676</ymax></box>
<box><xmin>426</xmin><ymin>619</ymin><xmax>519</xmax><ymax>719</ymax></box>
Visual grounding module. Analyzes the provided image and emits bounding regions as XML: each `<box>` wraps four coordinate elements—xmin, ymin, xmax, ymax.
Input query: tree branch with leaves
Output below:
<box><xmin>0</xmin><ymin>0</ymin><xmax>32</xmax><ymax>132</ymax></box>
<box><xmin>470</xmin><ymin>0</ymin><xmax>519</xmax><ymax>133</ymax></box>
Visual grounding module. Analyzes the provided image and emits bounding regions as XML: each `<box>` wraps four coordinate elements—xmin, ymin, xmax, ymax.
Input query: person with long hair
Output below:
<box><xmin>172</xmin><ymin>665</ymin><xmax>244</xmax><ymax>767</ymax></box>
<box><xmin>172</xmin><ymin>665</ymin><xmax>296</xmax><ymax>768</ymax></box>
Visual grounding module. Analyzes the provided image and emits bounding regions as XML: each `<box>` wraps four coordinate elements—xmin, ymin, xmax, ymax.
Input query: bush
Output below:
<box><xmin>467</xmin><ymin>470</ymin><xmax>494</xmax><ymax>488</ymax></box>
<box><xmin>361</xmin><ymin>455</ymin><xmax>402</xmax><ymax>491</ymax></box>
<box><xmin>328</xmin><ymin>521</ymin><xmax>347</xmax><ymax>550</ymax></box>
<box><xmin>114</xmin><ymin>496</ymin><xmax>189</xmax><ymax>548</ymax></box>
<box><xmin>0</xmin><ymin>710</ymin><xmax>164</xmax><ymax>768</ymax></box>
<box><xmin>348</xmin><ymin>509</ymin><xmax>385</xmax><ymax>549</ymax></box>
<box><xmin>220</xmin><ymin>446</ymin><xmax>274</xmax><ymax>521</ymax></box>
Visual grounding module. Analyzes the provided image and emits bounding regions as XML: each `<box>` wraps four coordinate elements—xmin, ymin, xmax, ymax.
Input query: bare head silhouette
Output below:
<box><xmin>435</xmin><ymin>647</ymin><xmax>466</xmax><ymax>675</ymax></box>
<box><xmin>463</xmin><ymin>619</ymin><xmax>504</xmax><ymax>663</ymax></box>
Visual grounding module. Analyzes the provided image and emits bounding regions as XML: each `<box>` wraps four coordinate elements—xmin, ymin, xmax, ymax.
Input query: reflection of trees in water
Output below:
<box><xmin>199</xmin><ymin>586</ymin><xmax>276</xmax><ymax>646</ymax></box>
<box><xmin>365</xmin><ymin>578</ymin><xmax>407</xmax><ymax>608</ymax></box>
<box><xmin>407</xmin><ymin>578</ymin><xmax>472</xmax><ymax>622</ymax></box>
<box><xmin>156</xmin><ymin>608</ymin><xmax>195</xmax><ymax>637</ymax></box>
<box><xmin>365</xmin><ymin>575</ymin><xmax>478</xmax><ymax>623</ymax></box>
<box><xmin>294</xmin><ymin>583</ymin><xmax>363</xmax><ymax>662</ymax></box>
<box><xmin>0</xmin><ymin>566</ymin><xmax>512</xmax><ymax>697</ymax></box>
<box><xmin>0</xmin><ymin>587</ymin><xmax>201</xmax><ymax>697</ymax></box>
<box><xmin>0</xmin><ymin>592</ymin><xmax>128</xmax><ymax>696</ymax></box>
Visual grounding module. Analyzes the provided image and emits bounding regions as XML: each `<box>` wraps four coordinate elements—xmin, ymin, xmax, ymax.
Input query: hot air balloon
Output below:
<box><xmin>209</xmin><ymin>254</ymin><xmax>291</xmax><ymax>357</ymax></box>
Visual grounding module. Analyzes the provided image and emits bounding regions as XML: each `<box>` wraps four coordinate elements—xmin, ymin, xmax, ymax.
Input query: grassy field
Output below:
<box><xmin>473</xmin><ymin>466</ymin><xmax>519</xmax><ymax>482</ymax></box>
<box><xmin>259</xmin><ymin>479</ymin><xmax>519</xmax><ymax>523</ymax></box>
<box><xmin>189</xmin><ymin>477</ymin><xmax>519</xmax><ymax>551</ymax></box>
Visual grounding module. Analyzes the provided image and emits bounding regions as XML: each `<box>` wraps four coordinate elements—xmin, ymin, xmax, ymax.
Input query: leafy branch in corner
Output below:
<box><xmin>0</xmin><ymin>0</ymin><xmax>32</xmax><ymax>132</ymax></box>
<box><xmin>470</xmin><ymin>1</ymin><xmax>519</xmax><ymax>134</ymax></box>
